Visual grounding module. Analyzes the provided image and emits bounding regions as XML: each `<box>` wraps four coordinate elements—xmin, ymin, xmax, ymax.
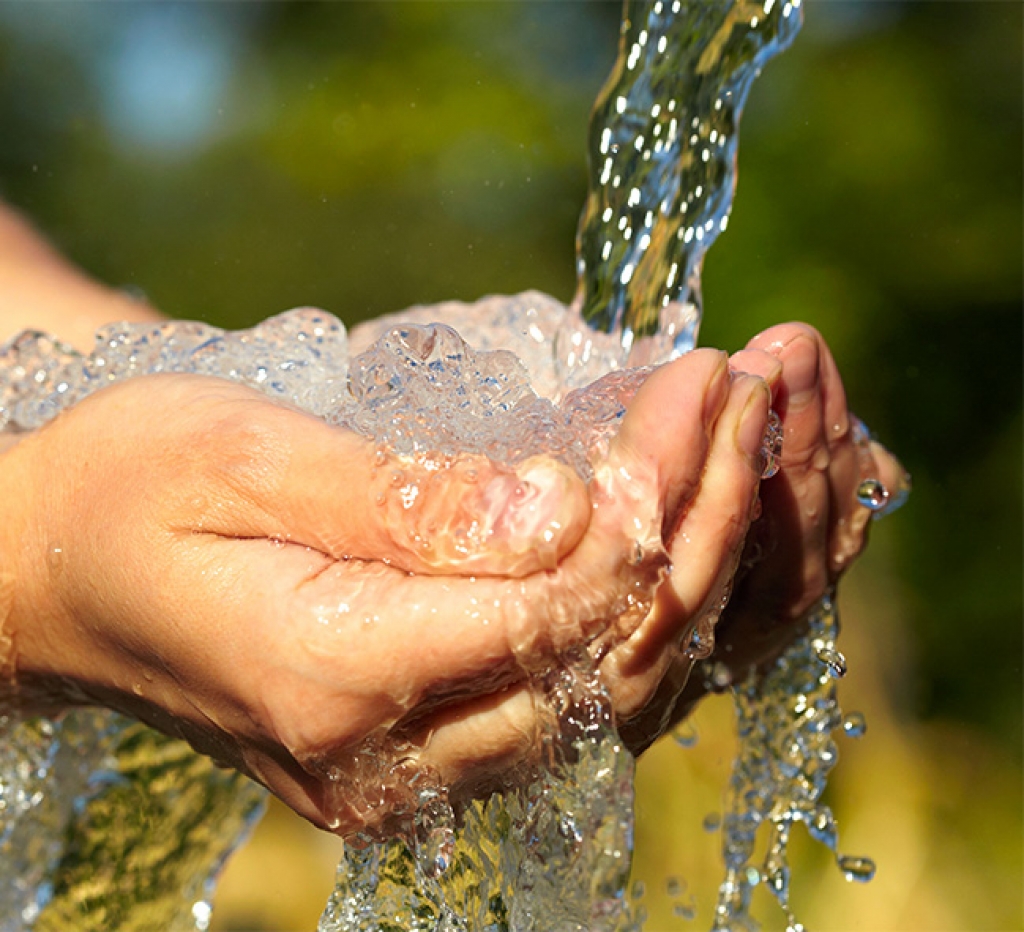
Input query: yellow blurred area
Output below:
<box><xmin>211</xmin><ymin>543</ymin><xmax>1023</xmax><ymax>932</ymax></box>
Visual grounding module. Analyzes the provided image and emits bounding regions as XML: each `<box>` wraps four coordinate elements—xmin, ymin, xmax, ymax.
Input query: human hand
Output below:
<box><xmin>631</xmin><ymin>323</ymin><xmax>908</xmax><ymax>742</ymax></box>
<box><xmin>0</xmin><ymin>356</ymin><xmax>769</xmax><ymax>835</ymax></box>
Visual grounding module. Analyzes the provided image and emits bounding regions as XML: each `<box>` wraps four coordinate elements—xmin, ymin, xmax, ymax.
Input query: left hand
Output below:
<box><xmin>616</xmin><ymin>323</ymin><xmax>908</xmax><ymax>752</ymax></box>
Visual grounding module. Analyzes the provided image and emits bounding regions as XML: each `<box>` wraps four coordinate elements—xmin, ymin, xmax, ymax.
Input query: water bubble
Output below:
<box><xmin>855</xmin><ymin>478</ymin><xmax>889</xmax><ymax>511</ymax></box>
<box><xmin>815</xmin><ymin>647</ymin><xmax>847</xmax><ymax>679</ymax></box>
<box><xmin>837</xmin><ymin>854</ymin><xmax>876</xmax><ymax>883</ymax></box>
<box><xmin>842</xmin><ymin>711</ymin><xmax>867</xmax><ymax>738</ymax></box>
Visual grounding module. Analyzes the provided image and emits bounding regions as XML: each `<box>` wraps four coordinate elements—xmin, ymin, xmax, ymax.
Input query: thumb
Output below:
<box><xmin>204</xmin><ymin>396</ymin><xmax>591</xmax><ymax>577</ymax></box>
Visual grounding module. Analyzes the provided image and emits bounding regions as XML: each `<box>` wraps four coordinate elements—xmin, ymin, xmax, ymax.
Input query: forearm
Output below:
<box><xmin>0</xmin><ymin>202</ymin><xmax>165</xmax><ymax>352</ymax></box>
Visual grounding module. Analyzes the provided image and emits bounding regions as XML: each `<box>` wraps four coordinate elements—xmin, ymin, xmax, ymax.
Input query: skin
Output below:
<box><xmin>0</xmin><ymin>203</ymin><xmax>904</xmax><ymax>836</ymax></box>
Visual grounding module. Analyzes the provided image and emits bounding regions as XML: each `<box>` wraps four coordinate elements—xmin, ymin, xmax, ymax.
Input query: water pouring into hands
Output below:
<box><xmin>0</xmin><ymin>252</ymin><xmax>901</xmax><ymax>842</ymax></box>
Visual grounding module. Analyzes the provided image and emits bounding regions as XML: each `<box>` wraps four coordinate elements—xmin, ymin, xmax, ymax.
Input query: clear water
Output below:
<box><xmin>0</xmin><ymin>0</ymin><xmax>892</xmax><ymax>930</ymax></box>
<box><xmin>0</xmin><ymin>707</ymin><xmax>264</xmax><ymax>931</ymax></box>
<box><xmin>711</xmin><ymin>596</ymin><xmax>876</xmax><ymax>932</ymax></box>
<box><xmin>573</xmin><ymin>0</ymin><xmax>802</xmax><ymax>357</ymax></box>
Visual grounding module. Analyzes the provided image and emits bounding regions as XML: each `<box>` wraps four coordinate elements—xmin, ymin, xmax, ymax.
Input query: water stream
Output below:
<box><xmin>1</xmin><ymin>2</ymin><xmax>892</xmax><ymax>930</ymax></box>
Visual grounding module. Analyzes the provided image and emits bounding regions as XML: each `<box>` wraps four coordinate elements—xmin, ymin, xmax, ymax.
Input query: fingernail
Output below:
<box><xmin>486</xmin><ymin>458</ymin><xmax>587</xmax><ymax>562</ymax></box>
<box><xmin>779</xmin><ymin>333</ymin><xmax>819</xmax><ymax>410</ymax></box>
<box><xmin>735</xmin><ymin>378</ymin><xmax>771</xmax><ymax>462</ymax></box>
<box><xmin>703</xmin><ymin>352</ymin><xmax>731</xmax><ymax>425</ymax></box>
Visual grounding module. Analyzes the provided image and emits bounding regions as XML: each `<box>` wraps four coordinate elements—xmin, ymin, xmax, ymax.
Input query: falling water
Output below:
<box><xmin>574</xmin><ymin>0</ymin><xmax>802</xmax><ymax>354</ymax></box>
<box><xmin>0</xmin><ymin>1</ymin><xmax>897</xmax><ymax>931</ymax></box>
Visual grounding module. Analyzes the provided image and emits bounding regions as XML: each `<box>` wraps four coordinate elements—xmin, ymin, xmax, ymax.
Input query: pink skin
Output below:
<box><xmin>0</xmin><ymin>349</ymin><xmax>771</xmax><ymax>835</ymax></box>
<box><xmin>0</xmin><ymin>321</ymin><xmax>899</xmax><ymax>834</ymax></box>
<box><xmin>0</xmin><ymin>207</ymin><xmax>897</xmax><ymax>832</ymax></box>
<box><xmin>655</xmin><ymin>323</ymin><xmax>907</xmax><ymax>733</ymax></box>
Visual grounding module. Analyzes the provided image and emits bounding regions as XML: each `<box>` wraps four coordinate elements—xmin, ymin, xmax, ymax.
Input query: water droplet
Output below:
<box><xmin>665</xmin><ymin>875</ymin><xmax>685</xmax><ymax>897</ymax></box>
<box><xmin>686</xmin><ymin>624</ymin><xmax>715</xmax><ymax>660</ymax></box>
<box><xmin>842</xmin><ymin>711</ymin><xmax>867</xmax><ymax>738</ymax></box>
<box><xmin>710</xmin><ymin>661</ymin><xmax>732</xmax><ymax>690</ymax></box>
<box><xmin>702</xmin><ymin>812</ymin><xmax>721</xmax><ymax>832</ymax></box>
<box><xmin>806</xmin><ymin>807</ymin><xmax>838</xmax><ymax>850</ymax></box>
<box><xmin>856</xmin><ymin>478</ymin><xmax>889</xmax><ymax>511</ymax></box>
<box><xmin>47</xmin><ymin>546</ymin><xmax>64</xmax><ymax>573</ymax></box>
<box><xmin>631</xmin><ymin>879</ymin><xmax>646</xmax><ymax>899</ymax></box>
<box><xmin>815</xmin><ymin>647</ymin><xmax>847</xmax><ymax>679</ymax></box>
<box><xmin>191</xmin><ymin>899</ymin><xmax>213</xmax><ymax>931</ymax></box>
<box><xmin>672</xmin><ymin>722</ymin><xmax>698</xmax><ymax>748</ymax></box>
<box><xmin>837</xmin><ymin>854</ymin><xmax>876</xmax><ymax>883</ymax></box>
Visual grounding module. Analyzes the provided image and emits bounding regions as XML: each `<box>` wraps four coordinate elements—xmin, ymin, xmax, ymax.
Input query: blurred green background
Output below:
<box><xmin>1</xmin><ymin>2</ymin><xmax>1019</xmax><ymax>929</ymax></box>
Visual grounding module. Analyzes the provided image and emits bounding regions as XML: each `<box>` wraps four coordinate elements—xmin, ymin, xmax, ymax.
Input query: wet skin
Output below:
<box><xmin>621</xmin><ymin>323</ymin><xmax>907</xmax><ymax>750</ymax></box>
<box><xmin>0</xmin><ymin>324</ymin><xmax>902</xmax><ymax>836</ymax></box>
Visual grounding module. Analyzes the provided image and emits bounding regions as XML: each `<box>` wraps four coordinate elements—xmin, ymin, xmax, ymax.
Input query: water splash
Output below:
<box><xmin>0</xmin><ymin>710</ymin><xmax>264</xmax><ymax>931</ymax></box>
<box><xmin>320</xmin><ymin>658</ymin><xmax>641</xmax><ymax>932</ymax></box>
<box><xmin>711</xmin><ymin>595</ymin><xmax>878</xmax><ymax>931</ymax></box>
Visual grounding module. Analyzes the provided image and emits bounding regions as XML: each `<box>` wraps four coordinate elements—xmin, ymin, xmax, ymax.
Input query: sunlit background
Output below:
<box><xmin>1</xmin><ymin>2</ymin><xmax>1020</xmax><ymax>929</ymax></box>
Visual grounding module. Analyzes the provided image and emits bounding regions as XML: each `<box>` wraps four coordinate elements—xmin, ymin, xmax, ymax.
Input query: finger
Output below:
<box><xmin>870</xmin><ymin>439</ymin><xmax>911</xmax><ymax>516</ymax></box>
<box><xmin>728</xmin><ymin>347</ymin><xmax>783</xmax><ymax>396</ymax></box>
<box><xmin>600</xmin><ymin>373</ymin><xmax>770</xmax><ymax>719</ymax></box>
<box><xmin>609</xmin><ymin>347</ymin><xmax>731</xmax><ymax>535</ymax></box>
<box><xmin>746</xmin><ymin>325</ymin><xmax>844</xmax><ymax>599</ymax></box>
<box><xmin>406</xmin><ymin>683</ymin><xmax>539</xmax><ymax>798</ymax></box>
<box><xmin>183</xmin><ymin>380</ymin><xmax>590</xmax><ymax>578</ymax></box>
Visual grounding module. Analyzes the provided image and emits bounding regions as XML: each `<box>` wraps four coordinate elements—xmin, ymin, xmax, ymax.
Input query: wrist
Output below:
<box><xmin>0</xmin><ymin>203</ymin><xmax>166</xmax><ymax>352</ymax></box>
<box><xmin>0</xmin><ymin>432</ymin><xmax>29</xmax><ymax>703</ymax></box>
<box><xmin>0</xmin><ymin>427</ymin><xmax>75</xmax><ymax>713</ymax></box>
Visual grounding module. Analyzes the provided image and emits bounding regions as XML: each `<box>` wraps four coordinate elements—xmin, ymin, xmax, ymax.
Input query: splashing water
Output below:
<box><xmin>0</xmin><ymin>706</ymin><xmax>264</xmax><ymax>931</ymax></box>
<box><xmin>711</xmin><ymin>596</ymin><xmax>876</xmax><ymax>932</ymax></box>
<box><xmin>0</xmin><ymin>1</ymin><xmax>897</xmax><ymax>930</ymax></box>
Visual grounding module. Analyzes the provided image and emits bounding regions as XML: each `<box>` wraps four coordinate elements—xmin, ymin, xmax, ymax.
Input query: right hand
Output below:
<box><xmin>0</xmin><ymin>355</ymin><xmax>769</xmax><ymax>835</ymax></box>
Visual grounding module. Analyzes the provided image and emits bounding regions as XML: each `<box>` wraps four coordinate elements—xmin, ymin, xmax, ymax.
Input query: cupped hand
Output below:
<box><xmin>0</xmin><ymin>356</ymin><xmax>770</xmax><ymax>835</ymax></box>
<box><xmin>656</xmin><ymin>322</ymin><xmax>908</xmax><ymax>730</ymax></box>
